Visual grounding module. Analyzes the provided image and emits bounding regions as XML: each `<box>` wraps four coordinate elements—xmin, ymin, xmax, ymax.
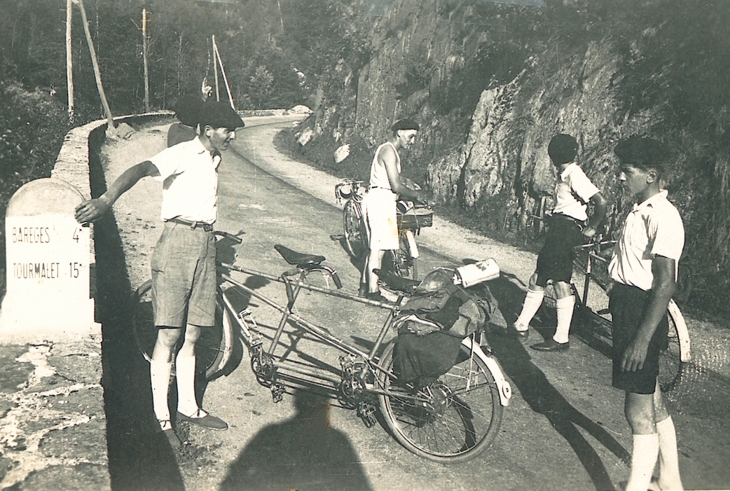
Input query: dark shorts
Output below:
<box><xmin>609</xmin><ymin>282</ymin><xmax>669</xmax><ymax>394</ymax></box>
<box><xmin>535</xmin><ymin>214</ymin><xmax>583</xmax><ymax>287</ymax></box>
<box><xmin>151</xmin><ymin>221</ymin><xmax>217</xmax><ymax>328</ymax></box>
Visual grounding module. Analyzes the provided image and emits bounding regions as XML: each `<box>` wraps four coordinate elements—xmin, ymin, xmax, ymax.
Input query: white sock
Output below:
<box><xmin>553</xmin><ymin>296</ymin><xmax>575</xmax><ymax>344</ymax></box>
<box><xmin>626</xmin><ymin>433</ymin><xmax>659</xmax><ymax>491</ymax></box>
<box><xmin>175</xmin><ymin>354</ymin><xmax>199</xmax><ymax>416</ymax></box>
<box><xmin>150</xmin><ymin>360</ymin><xmax>173</xmax><ymax>424</ymax></box>
<box><xmin>657</xmin><ymin>417</ymin><xmax>684</xmax><ymax>490</ymax></box>
<box><xmin>515</xmin><ymin>289</ymin><xmax>544</xmax><ymax>331</ymax></box>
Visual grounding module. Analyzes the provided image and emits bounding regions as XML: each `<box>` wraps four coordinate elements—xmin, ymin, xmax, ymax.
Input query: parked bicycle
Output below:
<box><xmin>542</xmin><ymin>235</ymin><xmax>691</xmax><ymax>393</ymax></box>
<box><xmin>133</xmin><ymin>230</ymin><xmax>511</xmax><ymax>463</ymax></box>
<box><xmin>335</xmin><ymin>179</ymin><xmax>432</xmax><ymax>280</ymax></box>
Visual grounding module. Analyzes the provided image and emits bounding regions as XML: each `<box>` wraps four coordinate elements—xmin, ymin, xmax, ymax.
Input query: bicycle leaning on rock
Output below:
<box><xmin>132</xmin><ymin>230</ymin><xmax>512</xmax><ymax>463</ymax></box>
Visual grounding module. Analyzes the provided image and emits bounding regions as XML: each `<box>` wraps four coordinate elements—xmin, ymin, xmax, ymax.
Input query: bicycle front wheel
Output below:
<box><xmin>132</xmin><ymin>280</ymin><xmax>234</xmax><ymax>380</ymax></box>
<box><xmin>377</xmin><ymin>340</ymin><xmax>503</xmax><ymax>463</ymax></box>
<box><xmin>343</xmin><ymin>199</ymin><xmax>368</xmax><ymax>259</ymax></box>
<box><xmin>659</xmin><ymin>300</ymin><xmax>691</xmax><ymax>393</ymax></box>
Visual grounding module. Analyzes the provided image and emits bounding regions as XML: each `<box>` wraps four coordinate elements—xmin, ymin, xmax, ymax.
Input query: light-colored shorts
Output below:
<box><xmin>363</xmin><ymin>188</ymin><xmax>399</xmax><ymax>250</ymax></box>
<box><xmin>151</xmin><ymin>221</ymin><xmax>217</xmax><ymax>328</ymax></box>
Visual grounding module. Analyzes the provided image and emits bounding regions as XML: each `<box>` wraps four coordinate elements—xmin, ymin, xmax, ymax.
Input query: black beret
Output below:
<box><xmin>548</xmin><ymin>133</ymin><xmax>579</xmax><ymax>164</ymax></box>
<box><xmin>614</xmin><ymin>137</ymin><xmax>670</xmax><ymax>174</ymax></box>
<box><xmin>198</xmin><ymin>101</ymin><xmax>245</xmax><ymax>129</ymax></box>
<box><xmin>390</xmin><ymin>118</ymin><xmax>420</xmax><ymax>132</ymax></box>
<box><xmin>173</xmin><ymin>95</ymin><xmax>202</xmax><ymax>127</ymax></box>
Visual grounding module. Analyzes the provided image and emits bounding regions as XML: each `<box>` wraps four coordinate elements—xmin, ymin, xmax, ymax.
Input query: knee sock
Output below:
<box><xmin>175</xmin><ymin>353</ymin><xmax>199</xmax><ymax>416</ymax></box>
<box><xmin>150</xmin><ymin>360</ymin><xmax>173</xmax><ymax>425</ymax></box>
<box><xmin>553</xmin><ymin>296</ymin><xmax>575</xmax><ymax>344</ymax></box>
<box><xmin>657</xmin><ymin>416</ymin><xmax>684</xmax><ymax>490</ymax></box>
<box><xmin>514</xmin><ymin>289</ymin><xmax>544</xmax><ymax>330</ymax></box>
<box><xmin>626</xmin><ymin>433</ymin><xmax>659</xmax><ymax>491</ymax></box>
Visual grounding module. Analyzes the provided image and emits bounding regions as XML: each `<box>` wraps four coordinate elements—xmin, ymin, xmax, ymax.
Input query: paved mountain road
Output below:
<box><xmin>101</xmin><ymin>115</ymin><xmax>730</xmax><ymax>491</ymax></box>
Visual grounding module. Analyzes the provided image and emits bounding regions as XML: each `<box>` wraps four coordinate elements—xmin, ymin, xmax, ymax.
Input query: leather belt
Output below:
<box><xmin>165</xmin><ymin>217</ymin><xmax>214</xmax><ymax>232</ymax></box>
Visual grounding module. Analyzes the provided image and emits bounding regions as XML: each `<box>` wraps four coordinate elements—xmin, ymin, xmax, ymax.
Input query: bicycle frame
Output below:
<box><xmin>216</xmin><ymin>258</ymin><xmax>511</xmax><ymax>407</ymax></box>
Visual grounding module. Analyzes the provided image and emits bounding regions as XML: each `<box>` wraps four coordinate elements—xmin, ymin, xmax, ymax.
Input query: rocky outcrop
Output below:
<box><xmin>301</xmin><ymin>0</ymin><xmax>730</xmax><ymax>312</ymax></box>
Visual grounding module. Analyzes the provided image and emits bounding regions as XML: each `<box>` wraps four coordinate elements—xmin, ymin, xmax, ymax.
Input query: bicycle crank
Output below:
<box><xmin>271</xmin><ymin>382</ymin><xmax>285</xmax><ymax>403</ymax></box>
<box><xmin>357</xmin><ymin>401</ymin><xmax>377</xmax><ymax>428</ymax></box>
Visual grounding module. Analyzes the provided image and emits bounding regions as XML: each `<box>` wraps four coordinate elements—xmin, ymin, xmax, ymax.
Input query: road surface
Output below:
<box><xmin>101</xmin><ymin>115</ymin><xmax>730</xmax><ymax>491</ymax></box>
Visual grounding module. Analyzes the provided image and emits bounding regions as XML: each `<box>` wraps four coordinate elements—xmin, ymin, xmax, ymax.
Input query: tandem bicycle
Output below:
<box><xmin>132</xmin><ymin>230</ymin><xmax>512</xmax><ymax>463</ymax></box>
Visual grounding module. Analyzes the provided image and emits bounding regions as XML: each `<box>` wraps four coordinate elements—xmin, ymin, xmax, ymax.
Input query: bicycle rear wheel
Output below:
<box><xmin>132</xmin><ymin>280</ymin><xmax>234</xmax><ymax>380</ymax></box>
<box><xmin>343</xmin><ymin>199</ymin><xmax>368</xmax><ymax>259</ymax></box>
<box><xmin>659</xmin><ymin>300</ymin><xmax>691</xmax><ymax>393</ymax></box>
<box><xmin>382</xmin><ymin>235</ymin><xmax>418</xmax><ymax>280</ymax></box>
<box><xmin>377</xmin><ymin>340</ymin><xmax>503</xmax><ymax>463</ymax></box>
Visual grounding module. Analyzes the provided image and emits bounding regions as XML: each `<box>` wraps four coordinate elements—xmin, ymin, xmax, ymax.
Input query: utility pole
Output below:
<box><xmin>212</xmin><ymin>37</ymin><xmax>235</xmax><ymax>110</ymax></box>
<box><xmin>142</xmin><ymin>8</ymin><xmax>150</xmax><ymax>112</ymax></box>
<box><xmin>212</xmin><ymin>35</ymin><xmax>220</xmax><ymax>102</ymax></box>
<box><xmin>66</xmin><ymin>0</ymin><xmax>75</xmax><ymax>125</ymax></box>
<box><xmin>76</xmin><ymin>0</ymin><xmax>115</xmax><ymax>129</ymax></box>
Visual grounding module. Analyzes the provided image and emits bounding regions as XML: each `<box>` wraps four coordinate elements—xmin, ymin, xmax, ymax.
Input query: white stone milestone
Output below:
<box><xmin>0</xmin><ymin>178</ymin><xmax>98</xmax><ymax>342</ymax></box>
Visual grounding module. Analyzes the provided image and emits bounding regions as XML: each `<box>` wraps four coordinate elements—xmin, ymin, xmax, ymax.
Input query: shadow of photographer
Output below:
<box><xmin>219</xmin><ymin>390</ymin><xmax>373</xmax><ymax>491</ymax></box>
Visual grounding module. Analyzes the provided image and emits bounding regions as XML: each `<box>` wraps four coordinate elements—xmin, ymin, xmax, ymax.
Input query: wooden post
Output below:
<box><xmin>212</xmin><ymin>37</ymin><xmax>235</xmax><ymax>110</ymax></box>
<box><xmin>66</xmin><ymin>0</ymin><xmax>75</xmax><ymax>125</ymax></box>
<box><xmin>142</xmin><ymin>8</ymin><xmax>150</xmax><ymax>112</ymax></box>
<box><xmin>212</xmin><ymin>35</ymin><xmax>220</xmax><ymax>102</ymax></box>
<box><xmin>76</xmin><ymin>0</ymin><xmax>115</xmax><ymax>129</ymax></box>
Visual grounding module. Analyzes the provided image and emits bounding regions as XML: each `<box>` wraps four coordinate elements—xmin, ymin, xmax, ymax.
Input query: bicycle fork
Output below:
<box><xmin>404</xmin><ymin>229</ymin><xmax>419</xmax><ymax>259</ymax></box>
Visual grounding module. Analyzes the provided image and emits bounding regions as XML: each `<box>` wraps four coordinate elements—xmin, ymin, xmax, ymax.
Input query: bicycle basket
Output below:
<box><xmin>397</xmin><ymin>200</ymin><xmax>433</xmax><ymax>230</ymax></box>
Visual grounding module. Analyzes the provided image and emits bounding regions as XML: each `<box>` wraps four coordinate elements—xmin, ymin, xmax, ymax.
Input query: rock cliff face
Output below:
<box><xmin>301</xmin><ymin>0</ymin><xmax>730</xmax><ymax>314</ymax></box>
<box><xmin>345</xmin><ymin>0</ymin><xmax>647</xmax><ymax>224</ymax></box>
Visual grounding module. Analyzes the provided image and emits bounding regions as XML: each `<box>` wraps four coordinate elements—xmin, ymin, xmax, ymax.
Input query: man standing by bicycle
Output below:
<box><xmin>510</xmin><ymin>133</ymin><xmax>607</xmax><ymax>351</ymax></box>
<box><xmin>360</xmin><ymin>118</ymin><xmax>428</xmax><ymax>302</ymax></box>
<box><xmin>75</xmin><ymin>102</ymin><xmax>245</xmax><ymax>448</ymax></box>
<box><xmin>608</xmin><ymin>137</ymin><xmax>684</xmax><ymax>491</ymax></box>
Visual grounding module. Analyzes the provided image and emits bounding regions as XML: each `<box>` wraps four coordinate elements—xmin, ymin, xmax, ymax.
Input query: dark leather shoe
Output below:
<box><xmin>156</xmin><ymin>420</ymin><xmax>183</xmax><ymax>449</ymax></box>
<box><xmin>508</xmin><ymin>324</ymin><xmax>529</xmax><ymax>340</ymax></box>
<box><xmin>530</xmin><ymin>338</ymin><xmax>570</xmax><ymax>352</ymax></box>
<box><xmin>177</xmin><ymin>409</ymin><xmax>228</xmax><ymax>430</ymax></box>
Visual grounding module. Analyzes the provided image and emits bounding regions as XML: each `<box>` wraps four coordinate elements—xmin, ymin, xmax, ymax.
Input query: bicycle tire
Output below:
<box><xmin>343</xmin><ymin>199</ymin><xmax>368</xmax><ymax>259</ymax></box>
<box><xmin>377</xmin><ymin>340</ymin><xmax>503</xmax><ymax>463</ymax></box>
<box><xmin>383</xmin><ymin>235</ymin><xmax>417</xmax><ymax>280</ymax></box>
<box><xmin>132</xmin><ymin>280</ymin><xmax>234</xmax><ymax>380</ymax></box>
<box><xmin>658</xmin><ymin>300</ymin><xmax>691</xmax><ymax>393</ymax></box>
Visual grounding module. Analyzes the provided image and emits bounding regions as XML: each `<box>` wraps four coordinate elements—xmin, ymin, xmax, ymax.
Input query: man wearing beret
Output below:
<box><xmin>608</xmin><ymin>137</ymin><xmax>684</xmax><ymax>491</ymax></box>
<box><xmin>75</xmin><ymin>101</ymin><xmax>245</xmax><ymax>449</ymax></box>
<box><xmin>360</xmin><ymin>118</ymin><xmax>429</xmax><ymax>302</ymax></box>
<box><xmin>510</xmin><ymin>133</ymin><xmax>607</xmax><ymax>351</ymax></box>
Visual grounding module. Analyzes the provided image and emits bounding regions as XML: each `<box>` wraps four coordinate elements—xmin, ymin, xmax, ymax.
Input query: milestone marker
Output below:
<box><xmin>0</xmin><ymin>178</ymin><xmax>98</xmax><ymax>342</ymax></box>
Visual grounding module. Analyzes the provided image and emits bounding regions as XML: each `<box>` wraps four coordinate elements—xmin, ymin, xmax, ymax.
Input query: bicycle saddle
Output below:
<box><xmin>374</xmin><ymin>269</ymin><xmax>420</xmax><ymax>294</ymax></box>
<box><xmin>274</xmin><ymin>244</ymin><xmax>325</xmax><ymax>266</ymax></box>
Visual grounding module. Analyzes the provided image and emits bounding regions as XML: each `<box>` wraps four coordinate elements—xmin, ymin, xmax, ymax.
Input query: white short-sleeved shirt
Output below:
<box><xmin>552</xmin><ymin>163</ymin><xmax>600</xmax><ymax>221</ymax></box>
<box><xmin>608</xmin><ymin>190</ymin><xmax>684</xmax><ymax>291</ymax></box>
<box><xmin>148</xmin><ymin>137</ymin><xmax>221</xmax><ymax>224</ymax></box>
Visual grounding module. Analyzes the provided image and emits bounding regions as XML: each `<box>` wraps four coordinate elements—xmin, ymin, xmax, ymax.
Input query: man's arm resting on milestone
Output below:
<box><xmin>75</xmin><ymin>161</ymin><xmax>159</xmax><ymax>223</ymax></box>
<box><xmin>583</xmin><ymin>192</ymin><xmax>608</xmax><ymax>238</ymax></box>
<box><xmin>620</xmin><ymin>255</ymin><xmax>677</xmax><ymax>372</ymax></box>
